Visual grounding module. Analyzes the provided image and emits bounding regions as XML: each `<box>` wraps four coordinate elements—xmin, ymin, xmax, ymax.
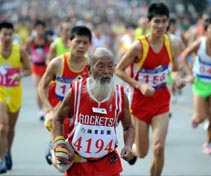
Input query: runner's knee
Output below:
<box><xmin>153</xmin><ymin>144</ymin><xmax>164</xmax><ymax>157</ymax></box>
<box><xmin>0</xmin><ymin>123</ymin><xmax>8</xmax><ymax>135</ymax></box>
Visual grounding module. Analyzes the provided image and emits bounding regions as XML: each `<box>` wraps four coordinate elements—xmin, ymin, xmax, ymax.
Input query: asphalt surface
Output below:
<box><xmin>2</xmin><ymin>76</ymin><xmax>211</xmax><ymax>176</ymax></box>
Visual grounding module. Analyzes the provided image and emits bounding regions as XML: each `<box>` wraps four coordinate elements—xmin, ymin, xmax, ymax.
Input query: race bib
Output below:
<box><xmin>193</xmin><ymin>58</ymin><xmax>211</xmax><ymax>82</ymax></box>
<box><xmin>138</xmin><ymin>65</ymin><xmax>168</xmax><ymax>88</ymax></box>
<box><xmin>0</xmin><ymin>66</ymin><xmax>20</xmax><ymax>87</ymax></box>
<box><xmin>72</xmin><ymin>124</ymin><xmax>117</xmax><ymax>158</ymax></box>
<box><xmin>31</xmin><ymin>48</ymin><xmax>47</xmax><ymax>63</ymax></box>
<box><xmin>55</xmin><ymin>76</ymin><xmax>83</xmax><ymax>100</ymax></box>
<box><xmin>55</xmin><ymin>78</ymin><xmax>73</xmax><ymax>100</ymax></box>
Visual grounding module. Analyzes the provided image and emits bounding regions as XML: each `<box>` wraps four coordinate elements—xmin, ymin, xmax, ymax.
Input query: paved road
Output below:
<box><xmin>2</xmin><ymin>77</ymin><xmax>211</xmax><ymax>176</ymax></box>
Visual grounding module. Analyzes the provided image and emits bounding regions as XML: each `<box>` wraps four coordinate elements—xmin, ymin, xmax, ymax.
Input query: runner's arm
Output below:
<box><xmin>46</xmin><ymin>41</ymin><xmax>57</xmax><ymax>64</ymax></box>
<box><xmin>52</xmin><ymin>89</ymin><xmax>72</xmax><ymax>139</ymax></box>
<box><xmin>24</xmin><ymin>37</ymin><xmax>33</xmax><ymax>61</ymax></box>
<box><xmin>170</xmin><ymin>38</ymin><xmax>187</xmax><ymax>88</ymax></box>
<box><xmin>181</xmin><ymin>40</ymin><xmax>200</xmax><ymax>75</ymax></box>
<box><xmin>20</xmin><ymin>47</ymin><xmax>31</xmax><ymax>77</ymax></box>
<box><xmin>38</xmin><ymin>59</ymin><xmax>59</xmax><ymax>111</ymax></box>
<box><xmin>121</xmin><ymin>93</ymin><xmax>135</xmax><ymax>149</ymax></box>
<box><xmin>116</xmin><ymin>41</ymin><xmax>141</xmax><ymax>89</ymax></box>
<box><xmin>120</xmin><ymin>93</ymin><xmax>135</xmax><ymax>161</ymax></box>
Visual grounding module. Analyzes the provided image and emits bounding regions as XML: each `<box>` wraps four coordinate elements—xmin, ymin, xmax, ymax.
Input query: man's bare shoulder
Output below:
<box><xmin>48</xmin><ymin>55</ymin><xmax>63</xmax><ymax>72</ymax></box>
<box><xmin>127</xmin><ymin>40</ymin><xmax>141</xmax><ymax>55</ymax></box>
<box><xmin>49</xmin><ymin>40</ymin><xmax>57</xmax><ymax>49</ymax></box>
<box><xmin>132</xmin><ymin>40</ymin><xmax>141</xmax><ymax>49</ymax></box>
<box><xmin>50</xmin><ymin>55</ymin><xmax>63</xmax><ymax>64</ymax></box>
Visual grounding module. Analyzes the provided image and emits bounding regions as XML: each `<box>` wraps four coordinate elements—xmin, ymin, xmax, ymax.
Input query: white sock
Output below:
<box><xmin>38</xmin><ymin>110</ymin><xmax>44</xmax><ymax>116</ymax></box>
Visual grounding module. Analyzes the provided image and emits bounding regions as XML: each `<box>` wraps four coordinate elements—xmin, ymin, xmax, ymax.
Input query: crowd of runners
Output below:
<box><xmin>0</xmin><ymin>1</ymin><xmax>211</xmax><ymax>176</ymax></box>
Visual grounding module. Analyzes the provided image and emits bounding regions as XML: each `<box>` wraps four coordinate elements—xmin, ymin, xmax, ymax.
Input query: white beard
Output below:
<box><xmin>89</xmin><ymin>76</ymin><xmax>114</xmax><ymax>101</ymax></box>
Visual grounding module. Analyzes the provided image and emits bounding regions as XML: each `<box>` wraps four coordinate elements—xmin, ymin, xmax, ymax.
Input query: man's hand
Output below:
<box><xmin>53</xmin><ymin>136</ymin><xmax>74</xmax><ymax>172</ymax></box>
<box><xmin>186</xmin><ymin>74</ymin><xmax>194</xmax><ymax>84</ymax></box>
<box><xmin>120</xmin><ymin>146</ymin><xmax>134</xmax><ymax>161</ymax></box>
<box><xmin>44</xmin><ymin>110</ymin><xmax>54</xmax><ymax>131</ymax></box>
<box><xmin>174</xmin><ymin>77</ymin><xmax>187</xmax><ymax>89</ymax></box>
<box><xmin>11</xmin><ymin>73</ymin><xmax>21</xmax><ymax>82</ymax></box>
<box><xmin>138</xmin><ymin>84</ymin><xmax>155</xmax><ymax>96</ymax></box>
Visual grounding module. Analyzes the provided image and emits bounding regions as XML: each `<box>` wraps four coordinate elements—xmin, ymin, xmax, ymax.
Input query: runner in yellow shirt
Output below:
<box><xmin>0</xmin><ymin>21</ymin><xmax>31</xmax><ymax>173</ymax></box>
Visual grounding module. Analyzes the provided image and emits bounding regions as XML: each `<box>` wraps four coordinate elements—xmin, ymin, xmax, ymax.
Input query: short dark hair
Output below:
<box><xmin>167</xmin><ymin>18</ymin><xmax>176</xmax><ymax>32</ymax></box>
<box><xmin>33</xmin><ymin>19</ymin><xmax>46</xmax><ymax>28</ymax></box>
<box><xmin>0</xmin><ymin>21</ymin><xmax>14</xmax><ymax>31</ymax></box>
<box><xmin>204</xmin><ymin>18</ymin><xmax>211</xmax><ymax>31</ymax></box>
<box><xmin>147</xmin><ymin>2</ymin><xmax>169</xmax><ymax>21</ymax></box>
<box><xmin>69</xmin><ymin>26</ymin><xmax>92</xmax><ymax>42</ymax></box>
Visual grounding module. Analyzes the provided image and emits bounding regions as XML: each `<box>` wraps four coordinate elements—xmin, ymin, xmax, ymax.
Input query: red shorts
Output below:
<box><xmin>130</xmin><ymin>87</ymin><xmax>170</xmax><ymax>124</ymax></box>
<box><xmin>48</xmin><ymin>82</ymin><xmax>60</xmax><ymax>107</ymax></box>
<box><xmin>31</xmin><ymin>64</ymin><xmax>46</xmax><ymax>77</ymax></box>
<box><xmin>65</xmin><ymin>150</ymin><xmax>122</xmax><ymax>176</ymax></box>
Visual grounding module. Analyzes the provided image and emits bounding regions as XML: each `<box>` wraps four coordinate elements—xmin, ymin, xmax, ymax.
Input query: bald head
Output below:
<box><xmin>93</xmin><ymin>47</ymin><xmax>113</xmax><ymax>58</ymax></box>
<box><xmin>88</xmin><ymin>47</ymin><xmax>114</xmax><ymax>66</ymax></box>
<box><xmin>88</xmin><ymin>47</ymin><xmax>115</xmax><ymax>100</ymax></box>
<box><xmin>88</xmin><ymin>47</ymin><xmax>115</xmax><ymax>84</ymax></box>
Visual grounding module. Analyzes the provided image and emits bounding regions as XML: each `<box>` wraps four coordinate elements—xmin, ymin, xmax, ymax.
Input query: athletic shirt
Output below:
<box><xmin>193</xmin><ymin>37</ymin><xmax>211</xmax><ymax>82</ymax></box>
<box><xmin>55</xmin><ymin>37</ymin><xmax>70</xmax><ymax>56</ymax></box>
<box><xmin>30</xmin><ymin>40</ymin><xmax>49</xmax><ymax>65</ymax></box>
<box><xmin>67</xmin><ymin>78</ymin><xmax>124</xmax><ymax>159</ymax></box>
<box><xmin>129</xmin><ymin>35</ymin><xmax>172</xmax><ymax>109</ymax></box>
<box><xmin>0</xmin><ymin>44</ymin><xmax>22</xmax><ymax>88</ymax></box>
<box><xmin>54</xmin><ymin>53</ymin><xmax>89</xmax><ymax>101</ymax></box>
<box><xmin>131</xmin><ymin>35</ymin><xmax>172</xmax><ymax>89</ymax></box>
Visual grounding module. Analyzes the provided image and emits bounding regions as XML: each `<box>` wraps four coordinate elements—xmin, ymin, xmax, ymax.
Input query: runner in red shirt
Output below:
<box><xmin>116</xmin><ymin>2</ymin><xmax>186</xmax><ymax>176</ymax></box>
<box><xmin>52</xmin><ymin>47</ymin><xmax>135</xmax><ymax>176</ymax></box>
<box><xmin>38</xmin><ymin>26</ymin><xmax>91</xmax><ymax>167</ymax></box>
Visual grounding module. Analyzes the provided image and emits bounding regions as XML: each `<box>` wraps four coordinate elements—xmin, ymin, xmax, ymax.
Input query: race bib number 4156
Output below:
<box><xmin>138</xmin><ymin>65</ymin><xmax>168</xmax><ymax>87</ymax></box>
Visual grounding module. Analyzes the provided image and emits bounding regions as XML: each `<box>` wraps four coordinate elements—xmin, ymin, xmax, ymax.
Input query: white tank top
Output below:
<box><xmin>193</xmin><ymin>37</ymin><xmax>211</xmax><ymax>82</ymax></box>
<box><xmin>197</xmin><ymin>37</ymin><xmax>211</xmax><ymax>63</ymax></box>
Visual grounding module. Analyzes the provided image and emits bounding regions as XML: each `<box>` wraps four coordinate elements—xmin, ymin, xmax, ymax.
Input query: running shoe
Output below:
<box><xmin>38</xmin><ymin>111</ymin><xmax>45</xmax><ymax>121</ymax></box>
<box><xmin>178</xmin><ymin>89</ymin><xmax>182</xmax><ymax>95</ymax></box>
<box><xmin>5</xmin><ymin>149</ymin><xmax>12</xmax><ymax>170</ymax></box>
<box><xmin>128</xmin><ymin>156</ymin><xmax>137</xmax><ymax>165</ymax></box>
<box><xmin>45</xmin><ymin>142</ymin><xmax>52</xmax><ymax>165</ymax></box>
<box><xmin>202</xmin><ymin>143</ymin><xmax>211</xmax><ymax>155</ymax></box>
<box><xmin>40</xmin><ymin>115</ymin><xmax>45</xmax><ymax>121</ymax></box>
<box><xmin>203</xmin><ymin>120</ymin><xmax>210</xmax><ymax>131</ymax></box>
<box><xmin>0</xmin><ymin>159</ymin><xmax>7</xmax><ymax>174</ymax></box>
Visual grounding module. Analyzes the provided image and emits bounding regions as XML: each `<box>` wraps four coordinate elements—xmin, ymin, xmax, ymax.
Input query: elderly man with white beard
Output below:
<box><xmin>51</xmin><ymin>47</ymin><xmax>135</xmax><ymax>176</ymax></box>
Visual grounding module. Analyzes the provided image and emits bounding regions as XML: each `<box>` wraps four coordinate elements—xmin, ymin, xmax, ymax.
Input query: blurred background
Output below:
<box><xmin>1</xmin><ymin>1</ymin><xmax>211</xmax><ymax>175</ymax></box>
<box><xmin>0</xmin><ymin>0</ymin><xmax>211</xmax><ymax>57</ymax></box>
